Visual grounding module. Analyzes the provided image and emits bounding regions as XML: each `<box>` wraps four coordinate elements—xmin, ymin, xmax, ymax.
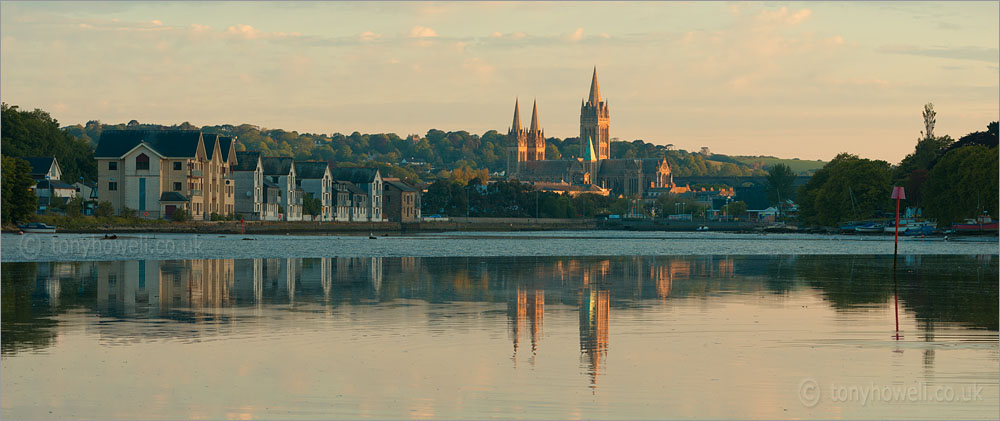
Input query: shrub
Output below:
<box><xmin>171</xmin><ymin>209</ymin><xmax>189</xmax><ymax>222</ymax></box>
<box><xmin>95</xmin><ymin>201</ymin><xmax>114</xmax><ymax>218</ymax></box>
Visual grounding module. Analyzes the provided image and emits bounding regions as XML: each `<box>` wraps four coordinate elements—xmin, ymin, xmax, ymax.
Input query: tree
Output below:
<box><xmin>922</xmin><ymin>103</ymin><xmax>936</xmax><ymax>140</ymax></box>
<box><xmin>726</xmin><ymin>201</ymin><xmax>747</xmax><ymax>218</ymax></box>
<box><xmin>302</xmin><ymin>195</ymin><xmax>322</xmax><ymax>217</ymax></box>
<box><xmin>765</xmin><ymin>164</ymin><xmax>796</xmax><ymax>205</ymax></box>
<box><xmin>922</xmin><ymin>145</ymin><xmax>998</xmax><ymax>225</ymax></box>
<box><xmin>2</xmin><ymin>103</ymin><xmax>97</xmax><ymax>182</ymax></box>
<box><xmin>797</xmin><ymin>154</ymin><xmax>892</xmax><ymax>226</ymax></box>
<box><xmin>65</xmin><ymin>197</ymin><xmax>84</xmax><ymax>217</ymax></box>
<box><xmin>1</xmin><ymin>156</ymin><xmax>38</xmax><ymax>223</ymax></box>
<box><xmin>95</xmin><ymin>201</ymin><xmax>113</xmax><ymax>218</ymax></box>
<box><xmin>171</xmin><ymin>209</ymin><xmax>189</xmax><ymax>222</ymax></box>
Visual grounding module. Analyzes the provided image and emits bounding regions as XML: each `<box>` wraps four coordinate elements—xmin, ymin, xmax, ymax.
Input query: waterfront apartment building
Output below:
<box><xmin>295</xmin><ymin>161</ymin><xmax>334</xmax><ymax>222</ymax></box>
<box><xmin>232</xmin><ymin>151</ymin><xmax>280</xmax><ymax>221</ymax></box>
<box><xmin>331</xmin><ymin>167</ymin><xmax>383</xmax><ymax>222</ymax></box>
<box><xmin>332</xmin><ymin>181</ymin><xmax>352</xmax><ymax>222</ymax></box>
<box><xmin>95</xmin><ymin>130</ymin><xmax>236</xmax><ymax>220</ymax></box>
<box><xmin>261</xmin><ymin>157</ymin><xmax>302</xmax><ymax>221</ymax></box>
<box><xmin>382</xmin><ymin>178</ymin><xmax>420</xmax><ymax>223</ymax></box>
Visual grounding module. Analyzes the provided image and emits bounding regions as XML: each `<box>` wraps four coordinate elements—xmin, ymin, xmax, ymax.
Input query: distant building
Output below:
<box><xmin>295</xmin><ymin>161</ymin><xmax>334</xmax><ymax>221</ymax></box>
<box><xmin>506</xmin><ymin>69</ymin><xmax>675</xmax><ymax>197</ymax></box>
<box><xmin>95</xmin><ymin>130</ymin><xmax>235</xmax><ymax>220</ymax></box>
<box><xmin>261</xmin><ymin>157</ymin><xmax>302</xmax><ymax>221</ymax></box>
<box><xmin>332</xmin><ymin>181</ymin><xmax>352</xmax><ymax>222</ymax></box>
<box><xmin>24</xmin><ymin>156</ymin><xmax>62</xmax><ymax>182</ymax></box>
<box><xmin>383</xmin><ymin>178</ymin><xmax>419</xmax><ymax>222</ymax></box>
<box><xmin>232</xmin><ymin>151</ymin><xmax>278</xmax><ymax>221</ymax></box>
<box><xmin>341</xmin><ymin>181</ymin><xmax>369</xmax><ymax>222</ymax></box>
<box><xmin>331</xmin><ymin>167</ymin><xmax>383</xmax><ymax>222</ymax></box>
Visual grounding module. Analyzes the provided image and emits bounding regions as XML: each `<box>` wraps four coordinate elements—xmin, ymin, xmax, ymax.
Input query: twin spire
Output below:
<box><xmin>588</xmin><ymin>66</ymin><xmax>601</xmax><ymax>105</ymax></box>
<box><xmin>511</xmin><ymin>98</ymin><xmax>541</xmax><ymax>133</ymax></box>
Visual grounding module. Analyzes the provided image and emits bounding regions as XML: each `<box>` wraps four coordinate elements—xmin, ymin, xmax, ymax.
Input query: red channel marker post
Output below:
<box><xmin>891</xmin><ymin>186</ymin><xmax>905</xmax><ymax>339</ymax></box>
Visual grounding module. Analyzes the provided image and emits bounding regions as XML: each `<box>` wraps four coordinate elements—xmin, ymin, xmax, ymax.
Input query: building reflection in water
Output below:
<box><xmin>579</xmin><ymin>285</ymin><xmax>609</xmax><ymax>389</ymax></box>
<box><xmin>508</xmin><ymin>286</ymin><xmax>544</xmax><ymax>366</ymax></box>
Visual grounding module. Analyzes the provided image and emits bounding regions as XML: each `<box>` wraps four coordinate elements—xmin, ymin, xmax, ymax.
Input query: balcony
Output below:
<box><xmin>191</xmin><ymin>189</ymin><xmax>203</xmax><ymax>196</ymax></box>
<box><xmin>189</xmin><ymin>170</ymin><xmax>204</xmax><ymax>178</ymax></box>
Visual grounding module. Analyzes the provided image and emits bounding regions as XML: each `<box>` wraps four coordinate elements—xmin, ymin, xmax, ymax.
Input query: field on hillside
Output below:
<box><xmin>730</xmin><ymin>156</ymin><xmax>827</xmax><ymax>174</ymax></box>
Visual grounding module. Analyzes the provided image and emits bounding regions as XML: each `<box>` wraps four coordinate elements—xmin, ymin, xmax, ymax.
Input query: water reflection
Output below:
<box><xmin>3</xmin><ymin>255</ymin><xmax>997</xmax><ymax>380</ymax></box>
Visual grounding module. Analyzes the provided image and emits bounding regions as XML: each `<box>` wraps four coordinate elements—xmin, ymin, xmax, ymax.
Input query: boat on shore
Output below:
<box><xmin>17</xmin><ymin>222</ymin><xmax>57</xmax><ymax>233</ymax></box>
<box><xmin>884</xmin><ymin>219</ymin><xmax>936</xmax><ymax>233</ymax></box>
<box><xmin>951</xmin><ymin>215</ymin><xmax>998</xmax><ymax>233</ymax></box>
<box><xmin>854</xmin><ymin>223</ymin><xmax>885</xmax><ymax>234</ymax></box>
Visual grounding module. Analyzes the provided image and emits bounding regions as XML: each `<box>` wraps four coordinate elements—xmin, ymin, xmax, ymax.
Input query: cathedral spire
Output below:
<box><xmin>511</xmin><ymin>98</ymin><xmax>522</xmax><ymax>132</ymax></box>
<box><xmin>588</xmin><ymin>66</ymin><xmax>601</xmax><ymax>105</ymax></box>
<box><xmin>584</xmin><ymin>136</ymin><xmax>597</xmax><ymax>161</ymax></box>
<box><xmin>529</xmin><ymin>99</ymin><xmax>540</xmax><ymax>133</ymax></box>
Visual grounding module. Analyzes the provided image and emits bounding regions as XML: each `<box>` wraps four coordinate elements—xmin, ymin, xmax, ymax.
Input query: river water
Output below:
<box><xmin>1</xmin><ymin>233</ymin><xmax>997</xmax><ymax>419</ymax></box>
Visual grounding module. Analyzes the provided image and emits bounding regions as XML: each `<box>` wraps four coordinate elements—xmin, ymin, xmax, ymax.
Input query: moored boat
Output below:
<box><xmin>951</xmin><ymin>214</ymin><xmax>998</xmax><ymax>233</ymax></box>
<box><xmin>854</xmin><ymin>223</ymin><xmax>885</xmax><ymax>233</ymax></box>
<box><xmin>17</xmin><ymin>222</ymin><xmax>57</xmax><ymax>233</ymax></box>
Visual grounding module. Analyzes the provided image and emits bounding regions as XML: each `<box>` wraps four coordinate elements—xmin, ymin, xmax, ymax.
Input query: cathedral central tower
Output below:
<box><xmin>580</xmin><ymin>67</ymin><xmax>610</xmax><ymax>160</ymax></box>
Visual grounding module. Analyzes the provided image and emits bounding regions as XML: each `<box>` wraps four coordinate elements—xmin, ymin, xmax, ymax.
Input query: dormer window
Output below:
<box><xmin>136</xmin><ymin>153</ymin><xmax>150</xmax><ymax>170</ymax></box>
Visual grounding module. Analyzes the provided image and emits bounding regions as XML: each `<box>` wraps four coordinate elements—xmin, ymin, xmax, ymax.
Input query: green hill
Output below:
<box><xmin>730</xmin><ymin>156</ymin><xmax>827</xmax><ymax>175</ymax></box>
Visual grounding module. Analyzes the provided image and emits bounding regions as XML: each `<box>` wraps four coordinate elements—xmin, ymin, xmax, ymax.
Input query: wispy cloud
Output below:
<box><xmin>877</xmin><ymin>45</ymin><xmax>998</xmax><ymax>63</ymax></box>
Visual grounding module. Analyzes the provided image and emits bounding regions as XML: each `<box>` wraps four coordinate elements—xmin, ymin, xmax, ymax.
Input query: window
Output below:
<box><xmin>173</xmin><ymin>162</ymin><xmax>182</xmax><ymax>171</ymax></box>
<box><xmin>174</xmin><ymin>182</ymin><xmax>182</xmax><ymax>191</ymax></box>
<box><xmin>108</xmin><ymin>182</ymin><xmax>118</xmax><ymax>191</ymax></box>
<box><xmin>108</xmin><ymin>162</ymin><xmax>118</xmax><ymax>170</ymax></box>
<box><xmin>136</xmin><ymin>153</ymin><xmax>150</xmax><ymax>170</ymax></box>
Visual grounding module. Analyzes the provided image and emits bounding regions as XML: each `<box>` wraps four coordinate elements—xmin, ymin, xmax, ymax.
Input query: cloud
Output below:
<box><xmin>409</xmin><ymin>26</ymin><xmax>437</xmax><ymax>38</ymax></box>
<box><xmin>359</xmin><ymin>31</ymin><xmax>380</xmax><ymax>42</ymax></box>
<box><xmin>150</xmin><ymin>20</ymin><xmax>163</xmax><ymax>26</ymax></box>
<box><xmin>223</xmin><ymin>24</ymin><xmax>300</xmax><ymax>40</ymax></box>
<box><xmin>756</xmin><ymin>6</ymin><xmax>812</xmax><ymax>26</ymax></box>
<box><xmin>568</xmin><ymin>27</ymin><xmax>584</xmax><ymax>42</ymax></box>
<box><xmin>878</xmin><ymin>45</ymin><xmax>998</xmax><ymax>63</ymax></box>
<box><xmin>462</xmin><ymin>58</ymin><xmax>495</xmax><ymax>83</ymax></box>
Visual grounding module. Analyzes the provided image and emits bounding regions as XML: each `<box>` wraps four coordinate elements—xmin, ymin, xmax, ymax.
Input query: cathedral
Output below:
<box><xmin>506</xmin><ymin>68</ymin><xmax>674</xmax><ymax>196</ymax></box>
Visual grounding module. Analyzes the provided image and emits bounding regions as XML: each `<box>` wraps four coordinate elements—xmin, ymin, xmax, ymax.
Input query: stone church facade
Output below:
<box><xmin>506</xmin><ymin>68</ymin><xmax>674</xmax><ymax>196</ymax></box>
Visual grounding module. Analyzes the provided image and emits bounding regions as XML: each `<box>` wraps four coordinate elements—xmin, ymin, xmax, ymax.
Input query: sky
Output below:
<box><xmin>1</xmin><ymin>1</ymin><xmax>997</xmax><ymax>162</ymax></box>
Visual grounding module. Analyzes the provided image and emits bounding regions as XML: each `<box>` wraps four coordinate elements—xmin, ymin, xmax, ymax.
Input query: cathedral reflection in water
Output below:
<box><xmin>9</xmin><ymin>254</ymin><xmax>993</xmax><ymax>386</ymax></box>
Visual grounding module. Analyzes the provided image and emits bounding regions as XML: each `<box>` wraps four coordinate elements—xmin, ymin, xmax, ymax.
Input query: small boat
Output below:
<box><xmin>951</xmin><ymin>215</ymin><xmax>998</xmax><ymax>233</ymax></box>
<box><xmin>839</xmin><ymin>222</ymin><xmax>864</xmax><ymax>232</ymax></box>
<box><xmin>17</xmin><ymin>222</ymin><xmax>57</xmax><ymax>233</ymax></box>
<box><xmin>903</xmin><ymin>225</ymin><xmax>937</xmax><ymax>236</ymax></box>
<box><xmin>854</xmin><ymin>223</ymin><xmax>885</xmax><ymax>234</ymax></box>
<box><xmin>695</xmin><ymin>225</ymin><xmax>709</xmax><ymax>232</ymax></box>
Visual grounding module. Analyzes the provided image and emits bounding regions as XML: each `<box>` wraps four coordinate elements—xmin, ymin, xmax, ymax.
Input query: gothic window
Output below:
<box><xmin>136</xmin><ymin>153</ymin><xmax>150</xmax><ymax>170</ymax></box>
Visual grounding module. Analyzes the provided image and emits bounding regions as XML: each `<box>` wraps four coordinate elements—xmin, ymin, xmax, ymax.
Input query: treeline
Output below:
<box><xmin>2</xmin><ymin>104</ymin><xmax>96</xmax><ymax>183</ymax></box>
<box><xmin>422</xmin><ymin>178</ymin><xmax>638</xmax><ymax>219</ymax></box>
<box><xmin>798</xmin><ymin>122</ymin><xmax>998</xmax><ymax>226</ymax></box>
<box><xmin>62</xmin><ymin>120</ymin><xmax>767</xmax><ymax>181</ymax></box>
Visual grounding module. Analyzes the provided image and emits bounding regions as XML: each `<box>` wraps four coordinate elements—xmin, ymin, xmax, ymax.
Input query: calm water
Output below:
<box><xmin>1</xmin><ymin>231</ymin><xmax>997</xmax><ymax>262</ymax></box>
<box><xmin>2</xmin><ymin>254</ymin><xmax>997</xmax><ymax>419</ymax></box>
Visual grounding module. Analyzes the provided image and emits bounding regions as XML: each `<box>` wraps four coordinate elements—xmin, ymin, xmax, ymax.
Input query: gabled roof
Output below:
<box><xmin>295</xmin><ymin>161</ymin><xmax>330</xmax><ymax>179</ymax></box>
<box><xmin>519</xmin><ymin>159</ymin><xmax>585</xmax><ymax>177</ymax></box>
<box><xmin>384</xmin><ymin>179</ymin><xmax>416</xmax><ymax>192</ymax></box>
<box><xmin>331</xmin><ymin>167</ymin><xmax>380</xmax><ymax>184</ymax></box>
<box><xmin>598</xmin><ymin>159</ymin><xmax>640</xmax><ymax>176</ymax></box>
<box><xmin>640</xmin><ymin>158</ymin><xmax>670</xmax><ymax>175</ymax></box>
<box><xmin>263</xmin><ymin>180</ymin><xmax>281</xmax><ymax>189</ymax></box>
<box><xmin>95</xmin><ymin>130</ymin><xmax>204</xmax><ymax>159</ymax></box>
<box><xmin>159</xmin><ymin>192</ymin><xmax>190</xmax><ymax>202</ymax></box>
<box><xmin>203</xmin><ymin>134</ymin><xmax>237</xmax><ymax>163</ymax></box>
<box><xmin>233</xmin><ymin>151</ymin><xmax>262</xmax><ymax>171</ymax></box>
<box><xmin>23</xmin><ymin>157</ymin><xmax>57</xmax><ymax>177</ymax></box>
<box><xmin>261</xmin><ymin>156</ymin><xmax>295</xmax><ymax>176</ymax></box>
<box><xmin>339</xmin><ymin>180</ymin><xmax>367</xmax><ymax>196</ymax></box>
<box><xmin>37</xmin><ymin>179</ymin><xmax>75</xmax><ymax>190</ymax></box>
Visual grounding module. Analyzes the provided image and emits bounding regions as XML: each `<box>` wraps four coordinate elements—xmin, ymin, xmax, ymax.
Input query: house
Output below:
<box><xmin>295</xmin><ymin>161</ymin><xmax>334</xmax><ymax>222</ymax></box>
<box><xmin>232</xmin><ymin>151</ymin><xmax>279</xmax><ymax>221</ymax></box>
<box><xmin>382</xmin><ymin>178</ymin><xmax>420</xmax><ymax>222</ymax></box>
<box><xmin>261</xmin><ymin>157</ymin><xmax>302</xmax><ymax>221</ymax></box>
<box><xmin>332</xmin><ymin>181</ymin><xmax>352</xmax><ymax>222</ymax></box>
<box><xmin>262</xmin><ymin>181</ymin><xmax>282</xmax><ymax>221</ymax></box>
<box><xmin>331</xmin><ymin>167</ymin><xmax>383</xmax><ymax>222</ymax></box>
<box><xmin>342</xmin><ymin>181</ymin><xmax>369</xmax><ymax>222</ymax></box>
<box><xmin>202</xmin><ymin>134</ymin><xmax>237</xmax><ymax>217</ymax></box>
<box><xmin>73</xmin><ymin>181</ymin><xmax>99</xmax><ymax>200</ymax></box>
<box><xmin>34</xmin><ymin>179</ymin><xmax>77</xmax><ymax>214</ymax></box>
<box><xmin>24</xmin><ymin>156</ymin><xmax>63</xmax><ymax>182</ymax></box>
<box><xmin>95</xmin><ymin>130</ymin><xmax>234</xmax><ymax>220</ymax></box>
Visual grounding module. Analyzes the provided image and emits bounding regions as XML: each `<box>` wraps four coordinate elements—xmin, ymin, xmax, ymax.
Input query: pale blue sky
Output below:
<box><xmin>2</xmin><ymin>1</ymin><xmax>997</xmax><ymax>161</ymax></box>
